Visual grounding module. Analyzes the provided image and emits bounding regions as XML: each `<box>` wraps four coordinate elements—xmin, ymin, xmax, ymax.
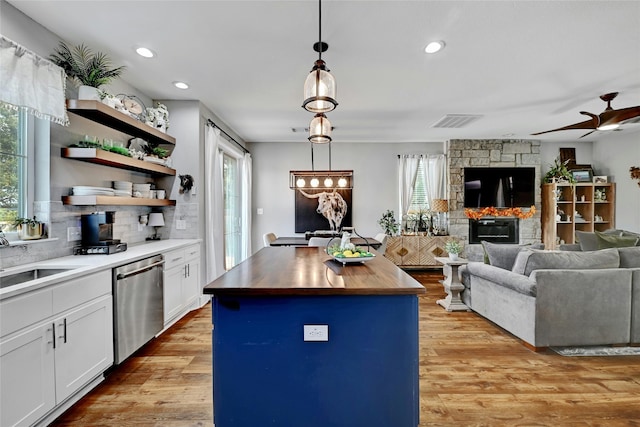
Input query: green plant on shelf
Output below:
<box><xmin>49</xmin><ymin>41</ymin><xmax>125</xmax><ymax>88</ymax></box>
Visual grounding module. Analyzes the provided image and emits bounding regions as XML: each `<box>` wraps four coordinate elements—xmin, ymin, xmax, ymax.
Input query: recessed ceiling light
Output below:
<box><xmin>424</xmin><ymin>41</ymin><xmax>445</xmax><ymax>54</ymax></box>
<box><xmin>173</xmin><ymin>81</ymin><xmax>189</xmax><ymax>90</ymax></box>
<box><xmin>135</xmin><ymin>47</ymin><xmax>155</xmax><ymax>58</ymax></box>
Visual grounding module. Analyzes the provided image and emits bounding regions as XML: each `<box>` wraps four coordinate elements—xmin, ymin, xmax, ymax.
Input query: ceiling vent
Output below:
<box><xmin>431</xmin><ymin>114</ymin><xmax>483</xmax><ymax>129</ymax></box>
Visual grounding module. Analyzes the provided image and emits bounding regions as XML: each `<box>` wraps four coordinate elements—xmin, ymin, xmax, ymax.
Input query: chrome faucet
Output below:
<box><xmin>0</xmin><ymin>226</ymin><xmax>10</xmax><ymax>246</ymax></box>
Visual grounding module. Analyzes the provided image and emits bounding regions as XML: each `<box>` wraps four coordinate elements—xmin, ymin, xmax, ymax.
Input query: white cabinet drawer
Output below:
<box><xmin>184</xmin><ymin>244</ymin><xmax>200</xmax><ymax>262</ymax></box>
<box><xmin>52</xmin><ymin>270</ymin><xmax>112</xmax><ymax>314</ymax></box>
<box><xmin>164</xmin><ymin>249</ymin><xmax>186</xmax><ymax>271</ymax></box>
<box><xmin>0</xmin><ymin>289</ymin><xmax>53</xmax><ymax>338</ymax></box>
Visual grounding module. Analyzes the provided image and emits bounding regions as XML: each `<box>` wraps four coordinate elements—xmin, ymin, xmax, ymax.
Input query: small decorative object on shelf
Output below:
<box><xmin>464</xmin><ymin>205</ymin><xmax>536</xmax><ymax>220</ymax></box>
<box><xmin>444</xmin><ymin>240</ymin><xmax>462</xmax><ymax>261</ymax></box>
<box><xmin>594</xmin><ymin>189</ymin><xmax>606</xmax><ymax>202</ymax></box>
<box><xmin>145</xmin><ymin>102</ymin><xmax>170</xmax><ymax>133</ymax></box>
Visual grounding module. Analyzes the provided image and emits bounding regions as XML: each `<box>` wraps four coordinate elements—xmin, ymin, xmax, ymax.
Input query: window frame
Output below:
<box><xmin>0</xmin><ymin>106</ymin><xmax>34</xmax><ymax>237</ymax></box>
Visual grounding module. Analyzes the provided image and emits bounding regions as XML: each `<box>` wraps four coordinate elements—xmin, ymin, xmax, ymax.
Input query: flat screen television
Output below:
<box><xmin>463</xmin><ymin>167</ymin><xmax>535</xmax><ymax>208</ymax></box>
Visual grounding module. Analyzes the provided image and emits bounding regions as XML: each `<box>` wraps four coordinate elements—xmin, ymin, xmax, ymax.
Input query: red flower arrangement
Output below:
<box><xmin>464</xmin><ymin>205</ymin><xmax>536</xmax><ymax>220</ymax></box>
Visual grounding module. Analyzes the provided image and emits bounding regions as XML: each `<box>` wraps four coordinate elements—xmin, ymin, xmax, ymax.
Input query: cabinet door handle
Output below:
<box><xmin>62</xmin><ymin>318</ymin><xmax>67</xmax><ymax>343</ymax></box>
<box><xmin>48</xmin><ymin>323</ymin><xmax>56</xmax><ymax>349</ymax></box>
<box><xmin>187</xmin><ymin>263</ymin><xmax>190</xmax><ymax>277</ymax></box>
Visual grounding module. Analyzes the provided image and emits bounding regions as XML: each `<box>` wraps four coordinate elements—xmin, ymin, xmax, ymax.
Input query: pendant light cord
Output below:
<box><xmin>318</xmin><ymin>0</ymin><xmax>322</xmax><ymax>61</ymax></box>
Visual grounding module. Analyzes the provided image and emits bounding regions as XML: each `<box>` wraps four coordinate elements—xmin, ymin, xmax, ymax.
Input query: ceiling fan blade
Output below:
<box><xmin>599</xmin><ymin>105</ymin><xmax>640</xmax><ymax>126</ymax></box>
<box><xmin>531</xmin><ymin>118</ymin><xmax>596</xmax><ymax>135</ymax></box>
<box><xmin>579</xmin><ymin>130</ymin><xmax>597</xmax><ymax>139</ymax></box>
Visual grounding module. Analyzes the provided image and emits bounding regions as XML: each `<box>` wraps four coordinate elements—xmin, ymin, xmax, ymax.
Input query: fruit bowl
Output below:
<box><xmin>330</xmin><ymin>253</ymin><xmax>376</xmax><ymax>265</ymax></box>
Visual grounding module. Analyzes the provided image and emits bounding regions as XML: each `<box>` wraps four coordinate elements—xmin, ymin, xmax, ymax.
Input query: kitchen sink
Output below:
<box><xmin>0</xmin><ymin>268</ymin><xmax>75</xmax><ymax>288</ymax></box>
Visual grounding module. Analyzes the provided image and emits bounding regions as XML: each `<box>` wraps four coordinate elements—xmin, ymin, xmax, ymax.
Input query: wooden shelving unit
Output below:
<box><xmin>61</xmin><ymin>147</ymin><xmax>176</xmax><ymax>176</ymax></box>
<box><xmin>66</xmin><ymin>99</ymin><xmax>176</xmax><ymax>146</ymax></box>
<box><xmin>62</xmin><ymin>196</ymin><xmax>176</xmax><ymax>206</ymax></box>
<box><xmin>62</xmin><ymin>99</ymin><xmax>178</xmax><ymax>207</ymax></box>
<box><xmin>541</xmin><ymin>182</ymin><xmax>616</xmax><ymax>249</ymax></box>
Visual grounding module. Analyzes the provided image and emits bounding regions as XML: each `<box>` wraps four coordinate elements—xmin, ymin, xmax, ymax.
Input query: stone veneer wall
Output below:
<box><xmin>447</xmin><ymin>139</ymin><xmax>542</xmax><ymax>261</ymax></box>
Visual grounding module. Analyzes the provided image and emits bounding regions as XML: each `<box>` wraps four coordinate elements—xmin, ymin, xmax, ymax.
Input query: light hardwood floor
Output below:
<box><xmin>50</xmin><ymin>271</ymin><xmax>640</xmax><ymax>426</ymax></box>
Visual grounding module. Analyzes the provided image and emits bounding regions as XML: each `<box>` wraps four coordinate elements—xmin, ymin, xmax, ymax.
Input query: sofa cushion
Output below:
<box><xmin>596</xmin><ymin>231</ymin><xmax>640</xmax><ymax>249</ymax></box>
<box><xmin>511</xmin><ymin>248</ymin><xmax>620</xmax><ymax>276</ymax></box>
<box><xmin>618</xmin><ymin>246</ymin><xmax>640</xmax><ymax>268</ymax></box>
<box><xmin>481</xmin><ymin>241</ymin><xmax>545</xmax><ymax>270</ymax></box>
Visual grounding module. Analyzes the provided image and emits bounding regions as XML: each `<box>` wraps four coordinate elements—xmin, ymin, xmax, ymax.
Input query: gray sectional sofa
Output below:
<box><xmin>460</xmin><ymin>239</ymin><xmax>640</xmax><ymax>350</ymax></box>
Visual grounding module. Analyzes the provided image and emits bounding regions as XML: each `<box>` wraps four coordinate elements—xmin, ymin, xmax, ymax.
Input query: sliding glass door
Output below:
<box><xmin>223</xmin><ymin>153</ymin><xmax>241</xmax><ymax>270</ymax></box>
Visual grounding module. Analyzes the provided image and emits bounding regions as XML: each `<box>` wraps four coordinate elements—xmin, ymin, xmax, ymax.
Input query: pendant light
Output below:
<box><xmin>302</xmin><ymin>0</ymin><xmax>337</xmax><ymax>114</ymax></box>
<box><xmin>308</xmin><ymin>113</ymin><xmax>332</xmax><ymax>144</ymax></box>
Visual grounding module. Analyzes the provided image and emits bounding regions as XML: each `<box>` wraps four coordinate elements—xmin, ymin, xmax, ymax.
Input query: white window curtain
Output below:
<box><xmin>240</xmin><ymin>152</ymin><xmax>252</xmax><ymax>260</ymax></box>
<box><xmin>398</xmin><ymin>155</ymin><xmax>421</xmax><ymax>218</ymax></box>
<box><xmin>0</xmin><ymin>35</ymin><xmax>68</xmax><ymax>126</ymax></box>
<box><xmin>205</xmin><ymin>123</ymin><xmax>252</xmax><ymax>280</ymax></box>
<box><xmin>422</xmin><ymin>154</ymin><xmax>447</xmax><ymax>206</ymax></box>
<box><xmin>204</xmin><ymin>126</ymin><xmax>225</xmax><ymax>283</ymax></box>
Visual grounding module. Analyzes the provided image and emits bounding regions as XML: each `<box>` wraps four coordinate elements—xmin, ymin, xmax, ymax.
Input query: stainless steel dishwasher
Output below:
<box><xmin>113</xmin><ymin>254</ymin><xmax>164</xmax><ymax>364</ymax></box>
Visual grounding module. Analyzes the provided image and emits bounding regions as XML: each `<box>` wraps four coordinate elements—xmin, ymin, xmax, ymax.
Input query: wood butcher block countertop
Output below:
<box><xmin>203</xmin><ymin>246</ymin><xmax>425</xmax><ymax>296</ymax></box>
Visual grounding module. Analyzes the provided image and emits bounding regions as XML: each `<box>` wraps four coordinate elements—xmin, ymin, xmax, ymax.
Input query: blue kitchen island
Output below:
<box><xmin>203</xmin><ymin>246</ymin><xmax>425</xmax><ymax>426</ymax></box>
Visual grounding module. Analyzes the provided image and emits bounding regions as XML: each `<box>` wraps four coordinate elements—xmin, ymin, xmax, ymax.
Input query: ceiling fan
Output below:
<box><xmin>532</xmin><ymin>92</ymin><xmax>640</xmax><ymax>138</ymax></box>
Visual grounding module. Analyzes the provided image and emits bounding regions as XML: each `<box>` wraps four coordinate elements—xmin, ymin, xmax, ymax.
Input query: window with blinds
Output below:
<box><xmin>409</xmin><ymin>159</ymin><xmax>428</xmax><ymax>211</ymax></box>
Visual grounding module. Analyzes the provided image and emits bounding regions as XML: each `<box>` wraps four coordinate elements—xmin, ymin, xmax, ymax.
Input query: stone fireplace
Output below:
<box><xmin>447</xmin><ymin>139</ymin><xmax>542</xmax><ymax>261</ymax></box>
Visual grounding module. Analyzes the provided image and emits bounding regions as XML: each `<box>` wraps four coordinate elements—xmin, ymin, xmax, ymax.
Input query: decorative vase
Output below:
<box><xmin>449</xmin><ymin>253</ymin><xmax>459</xmax><ymax>261</ymax></box>
<box><xmin>78</xmin><ymin>85</ymin><xmax>101</xmax><ymax>100</ymax></box>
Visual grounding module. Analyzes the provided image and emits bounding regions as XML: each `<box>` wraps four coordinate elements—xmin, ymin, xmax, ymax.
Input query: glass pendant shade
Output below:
<box><xmin>308</xmin><ymin>113</ymin><xmax>332</xmax><ymax>144</ymax></box>
<box><xmin>303</xmin><ymin>59</ymin><xmax>337</xmax><ymax>113</ymax></box>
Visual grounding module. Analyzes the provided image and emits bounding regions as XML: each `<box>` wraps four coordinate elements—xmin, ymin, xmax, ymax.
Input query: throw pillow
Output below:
<box><xmin>511</xmin><ymin>247</ymin><xmax>620</xmax><ymax>276</ymax></box>
<box><xmin>595</xmin><ymin>231</ymin><xmax>639</xmax><ymax>249</ymax></box>
<box><xmin>575</xmin><ymin>231</ymin><xmax>599</xmax><ymax>251</ymax></box>
<box><xmin>618</xmin><ymin>246</ymin><xmax>640</xmax><ymax>268</ymax></box>
<box><xmin>481</xmin><ymin>241</ymin><xmax>545</xmax><ymax>270</ymax></box>
<box><xmin>620</xmin><ymin>230</ymin><xmax>640</xmax><ymax>246</ymax></box>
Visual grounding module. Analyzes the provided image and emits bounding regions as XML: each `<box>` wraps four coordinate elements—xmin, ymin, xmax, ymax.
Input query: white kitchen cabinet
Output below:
<box><xmin>53</xmin><ymin>295</ymin><xmax>113</xmax><ymax>403</ymax></box>
<box><xmin>0</xmin><ymin>321</ymin><xmax>56</xmax><ymax>427</ymax></box>
<box><xmin>0</xmin><ymin>270</ymin><xmax>113</xmax><ymax>427</ymax></box>
<box><xmin>163</xmin><ymin>243</ymin><xmax>201</xmax><ymax>326</ymax></box>
<box><xmin>182</xmin><ymin>244</ymin><xmax>201</xmax><ymax>308</ymax></box>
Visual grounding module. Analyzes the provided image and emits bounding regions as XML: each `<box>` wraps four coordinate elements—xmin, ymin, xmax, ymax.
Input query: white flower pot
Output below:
<box><xmin>449</xmin><ymin>253</ymin><xmax>459</xmax><ymax>261</ymax></box>
<box><xmin>78</xmin><ymin>85</ymin><xmax>100</xmax><ymax>100</ymax></box>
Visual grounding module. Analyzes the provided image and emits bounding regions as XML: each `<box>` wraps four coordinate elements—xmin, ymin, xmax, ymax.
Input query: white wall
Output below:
<box><xmin>539</xmin><ymin>140</ymin><xmax>593</xmax><ymax>173</ymax></box>
<box><xmin>592</xmin><ymin>131</ymin><xmax>640</xmax><ymax>232</ymax></box>
<box><xmin>249</xmin><ymin>141</ymin><xmax>445</xmax><ymax>251</ymax></box>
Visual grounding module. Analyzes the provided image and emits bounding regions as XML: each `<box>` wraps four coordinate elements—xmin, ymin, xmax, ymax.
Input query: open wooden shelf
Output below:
<box><xmin>62</xmin><ymin>196</ymin><xmax>176</xmax><ymax>206</ymax></box>
<box><xmin>66</xmin><ymin>99</ymin><xmax>176</xmax><ymax>146</ymax></box>
<box><xmin>61</xmin><ymin>147</ymin><xmax>176</xmax><ymax>176</ymax></box>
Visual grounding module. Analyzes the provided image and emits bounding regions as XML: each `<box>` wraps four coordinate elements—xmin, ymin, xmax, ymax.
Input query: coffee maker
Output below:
<box><xmin>75</xmin><ymin>211</ymin><xmax>128</xmax><ymax>255</ymax></box>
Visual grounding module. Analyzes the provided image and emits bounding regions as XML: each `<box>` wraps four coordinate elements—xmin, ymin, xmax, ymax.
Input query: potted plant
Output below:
<box><xmin>444</xmin><ymin>240</ymin><xmax>462</xmax><ymax>261</ymax></box>
<box><xmin>13</xmin><ymin>216</ymin><xmax>45</xmax><ymax>240</ymax></box>
<box><xmin>378</xmin><ymin>210</ymin><xmax>399</xmax><ymax>236</ymax></box>
<box><xmin>49</xmin><ymin>41</ymin><xmax>126</xmax><ymax>100</ymax></box>
<box><xmin>544</xmin><ymin>157</ymin><xmax>576</xmax><ymax>184</ymax></box>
